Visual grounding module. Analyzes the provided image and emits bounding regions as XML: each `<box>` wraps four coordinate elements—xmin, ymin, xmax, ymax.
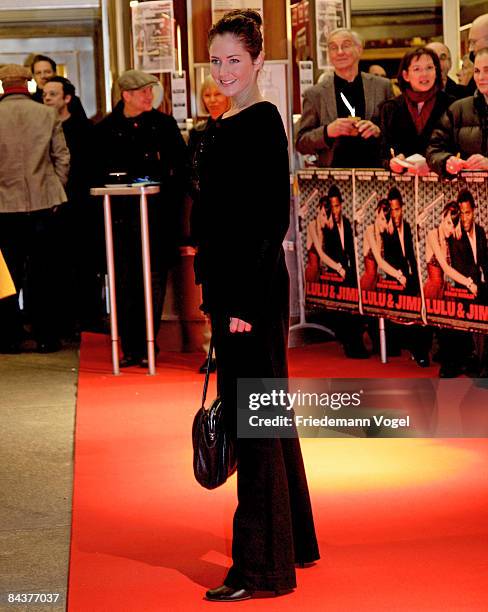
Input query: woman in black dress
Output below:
<box><xmin>192</xmin><ymin>9</ymin><xmax>319</xmax><ymax>603</ymax></box>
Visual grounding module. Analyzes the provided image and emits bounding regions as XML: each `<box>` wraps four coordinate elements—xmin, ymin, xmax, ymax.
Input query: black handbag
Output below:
<box><xmin>192</xmin><ymin>340</ymin><xmax>237</xmax><ymax>490</ymax></box>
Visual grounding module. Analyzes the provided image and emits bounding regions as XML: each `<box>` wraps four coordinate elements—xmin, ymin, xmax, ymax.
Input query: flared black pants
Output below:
<box><xmin>211</xmin><ymin>309</ymin><xmax>319</xmax><ymax>592</ymax></box>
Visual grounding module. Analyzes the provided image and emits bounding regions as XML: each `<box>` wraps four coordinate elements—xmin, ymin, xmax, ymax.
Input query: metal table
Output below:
<box><xmin>90</xmin><ymin>184</ymin><xmax>160</xmax><ymax>375</ymax></box>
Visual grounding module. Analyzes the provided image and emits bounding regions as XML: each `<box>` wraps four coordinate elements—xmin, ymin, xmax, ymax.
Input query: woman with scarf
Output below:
<box><xmin>379</xmin><ymin>47</ymin><xmax>453</xmax><ymax>174</ymax></box>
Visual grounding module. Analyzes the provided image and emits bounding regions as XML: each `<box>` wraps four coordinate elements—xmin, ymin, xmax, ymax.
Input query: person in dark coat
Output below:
<box><xmin>381</xmin><ymin>46</ymin><xmax>454</xmax><ymax>173</ymax></box>
<box><xmin>192</xmin><ymin>9</ymin><xmax>319</xmax><ymax>602</ymax></box>
<box><xmin>93</xmin><ymin>69</ymin><xmax>188</xmax><ymax>367</ymax></box>
<box><xmin>43</xmin><ymin>76</ymin><xmax>104</xmax><ymax>336</ymax></box>
<box><xmin>426</xmin><ymin>50</ymin><xmax>488</xmax><ymax>377</ymax></box>
<box><xmin>426</xmin><ymin>48</ymin><xmax>488</xmax><ymax>176</ymax></box>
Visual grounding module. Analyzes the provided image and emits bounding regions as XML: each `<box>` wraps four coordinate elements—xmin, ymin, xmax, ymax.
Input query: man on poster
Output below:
<box><xmin>383</xmin><ymin>187</ymin><xmax>430</xmax><ymax>367</ymax></box>
<box><xmin>383</xmin><ymin>187</ymin><xmax>419</xmax><ymax>296</ymax></box>
<box><xmin>448</xmin><ymin>189</ymin><xmax>488</xmax><ymax>303</ymax></box>
<box><xmin>323</xmin><ymin>185</ymin><xmax>357</xmax><ymax>287</ymax></box>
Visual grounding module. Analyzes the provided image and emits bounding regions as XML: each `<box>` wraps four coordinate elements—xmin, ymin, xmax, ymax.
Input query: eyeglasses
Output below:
<box><xmin>328</xmin><ymin>40</ymin><xmax>356</xmax><ymax>53</ymax></box>
<box><xmin>408</xmin><ymin>64</ymin><xmax>435</xmax><ymax>73</ymax></box>
<box><xmin>468</xmin><ymin>34</ymin><xmax>488</xmax><ymax>50</ymax></box>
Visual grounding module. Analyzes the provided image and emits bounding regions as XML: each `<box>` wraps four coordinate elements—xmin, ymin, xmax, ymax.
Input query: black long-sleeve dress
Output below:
<box><xmin>192</xmin><ymin>101</ymin><xmax>319</xmax><ymax>592</ymax></box>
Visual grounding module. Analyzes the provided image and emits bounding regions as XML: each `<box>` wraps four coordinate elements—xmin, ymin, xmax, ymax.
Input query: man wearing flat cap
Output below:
<box><xmin>0</xmin><ymin>64</ymin><xmax>70</xmax><ymax>353</ymax></box>
<box><xmin>93</xmin><ymin>69</ymin><xmax>188</xmax><ymax>367</ymax></box>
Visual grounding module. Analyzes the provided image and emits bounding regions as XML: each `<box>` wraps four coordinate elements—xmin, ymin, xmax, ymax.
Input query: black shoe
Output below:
<box><xmin>36</xmin><ymin>340</ymin><xmax>61</xmax><ymax>353</ymax></box>
<box><xmin>439</xmin><ymin>363</ymin><xmax>461</xmax><ymax>378</ymax></box>
<box><xmin>199</xmin><ymin>357</ymin><xmax>217</xmax><ymax>374</ymax></box>
<box><xmin>412</xmin><ymin>352</ymin><xmax>430</xmax><ymax>368</ymax></box>
<box><xmin>205</xmin><ymin>585</ymin><xmax>252</xmax><ymax>602</ymax></box>
<box><xmin>120</xmin><ymin>355</ymin><xmax>140</xmax><ymax>368</ymax></box>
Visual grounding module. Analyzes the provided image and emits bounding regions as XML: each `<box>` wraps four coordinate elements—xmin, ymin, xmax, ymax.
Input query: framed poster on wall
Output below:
<box><xmin>131</xmin><ymin>0</ymin><xmax>175</xmax><ymax>73</ymax></box>
<box><xmin>211</xmin><ymin>0</ymin><xmax>263</xmax><ymax>25</ymax></box>
<box><xmin>315</xmin><ymin>0</ymin><xmax>346</xmax><ymax>70</ymax></box>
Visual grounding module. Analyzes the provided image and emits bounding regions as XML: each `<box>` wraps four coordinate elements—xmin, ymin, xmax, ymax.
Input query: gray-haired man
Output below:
<box><xmin>296</xmin><ymin>28</ymin><xmax>392</xmax><ymax>168</ymax></box>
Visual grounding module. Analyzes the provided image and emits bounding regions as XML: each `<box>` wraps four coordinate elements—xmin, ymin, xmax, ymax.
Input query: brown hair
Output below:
<box><xmin>208</xmin><ymin>10</ymin><xmax>263</xmax><ymax>60</ymax></box>
<box><xmin>397</xmin><ymin>47</ymin><xmax>442</xmax><ymax>91</ymax></box>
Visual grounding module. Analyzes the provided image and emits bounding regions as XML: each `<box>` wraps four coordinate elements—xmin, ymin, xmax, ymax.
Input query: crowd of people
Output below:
<box><xmin>2</xmin><ymin>7</ymin><xmax>488</xmax><ymax>604</ymax></box>
<box><xmin>1</xmin><ymin>14</ymin><xmax>488</xmax><ymax>374</ymax></box>
<box><xmin>296</xmin><ymin>13</ymin><xmax>488</xmax><ymax>377</ymax></box>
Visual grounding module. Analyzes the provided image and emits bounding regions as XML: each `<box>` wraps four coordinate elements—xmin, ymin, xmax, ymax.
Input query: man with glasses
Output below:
<box><xmin>296</xmin><ymin>28</ymin><xmax>392</xmax><ymax>168</ymax></box>
<box><xmin>466</xmin><ymin>13</ymin><xmax>488</xmax><ymax>94</ymax></box>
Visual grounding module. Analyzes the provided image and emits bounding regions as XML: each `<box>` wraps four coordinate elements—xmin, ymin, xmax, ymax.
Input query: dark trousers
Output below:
<box><xmin>112</xmin><ymin>214</ymin><xmax>168</xmax><ymax>358</ymax></box>
<box><xmin>55</xmin><ymin>198</ymin><xmax>106</xmax><ymax>335</ymax></box>
<box><xmin>211</xmin><ymin>309</ymin><xmax>319</xmax><ymax>592</ymax></box>
<box><xmin>0</xmin><ymin>209</ymin><xmax>61</xmax><ymax>346</ymax></box>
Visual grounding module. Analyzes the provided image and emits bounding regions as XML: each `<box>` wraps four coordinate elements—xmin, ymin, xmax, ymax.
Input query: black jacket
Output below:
<box><xmin>448</xmin><ymin>224</ymin><xmax>488</xmax><ymax>299</ymax></box>
<box><xmin>378</xmin><ymin>90</ymin><xmax>454</xmax><ymax>168</ymax></box>
<box><xmin>93</xmin><ymin>102</ymin><xmax>188</xmax><ymax>261</ymax></box>
<box><xmin>383</xmin><ymin>221</ymin><xmax>419</xmax><ymax>294</ymax></box>
<box><xmin>445</xmin><ymin>76</ymin><xmax>469</xmax><ymax>101</ymax></box>
<box><xmin>323</xmin><ymin>216</ymin><xmax>357</xmax><ymax>286</ymax></box>
<box><xmin>62</xmin><ymin>114</ymin><xmax>92</xmax><ymax>202</ymax></box>
<box><xmin>426</xmin><ymin>92</ymin><xmax>488</xmax><ymax>176</ymax></box>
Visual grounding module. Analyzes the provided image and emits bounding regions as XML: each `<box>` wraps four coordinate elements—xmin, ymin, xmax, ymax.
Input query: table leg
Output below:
<box><xmin>139</xmin><ymin>190</ymin><xmax>156</xmax><ymax>375</ymax></box>
<box><xmin>379</xmin><ymin>316</ymin><xmax>387</xmax><ymax>364</ymax></box>
<box><xmin>103</xmin><ymin>194</ymin><xmax>120</xmax><ymax>374</ymax></box>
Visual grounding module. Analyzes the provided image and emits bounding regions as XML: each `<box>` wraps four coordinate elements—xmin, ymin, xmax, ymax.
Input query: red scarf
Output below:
<box><xmin>404</xmin><ymin>87</ymin><xmax>437</xmax><ymax>135</ymax></box>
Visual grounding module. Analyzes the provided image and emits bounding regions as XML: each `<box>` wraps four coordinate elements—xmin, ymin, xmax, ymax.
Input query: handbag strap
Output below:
<box><xmin>201</xmin><ymin>337</ymin><xmax>214</xmax><ymax>410</ymax></box>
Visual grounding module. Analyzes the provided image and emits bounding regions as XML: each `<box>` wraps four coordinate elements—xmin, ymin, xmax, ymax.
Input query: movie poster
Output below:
<box><xmin>297</xmin><ymin>169</ymin><xmax>359</xmax><ymax>314</ymax></box>
<box><xmin>291</xmin><ymin>0</ymin><xmax>313</xmax><ymax>113</ymax></box>
<box><xmin>315</xmin><ymin>0</ymin><xmax>346</xmax><ymax>70</ymax></box>
<box><xmin>417</xmin><ymin>172</ymin><xmax>488</xmax><ymax>332</ymax></box>
<box><xmin>131</xmin><ymin>0</ymin><xmax>175</xmax><ymax>73</ymax></box>
<box><xmin>355</xmin><ymin>170</ymin><xmax>421</xmax><ymax>322</ymax></box>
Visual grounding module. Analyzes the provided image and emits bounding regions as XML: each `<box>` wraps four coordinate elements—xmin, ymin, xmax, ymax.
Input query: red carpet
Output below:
<box><xmin>68</xmin><ymin>334</ymin><xmax>488</xmax><ymax>611</ymax></box>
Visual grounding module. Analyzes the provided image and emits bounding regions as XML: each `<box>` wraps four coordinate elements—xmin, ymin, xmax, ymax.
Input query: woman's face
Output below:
<box><xmin>377</xmin><ymin>209</ymin><xmax>387</xmax><ymax>232</ymax></box>
<box><xmin>209</xmin><ymin>33</ymin><xmax>261</xmax><ymax>99</ymax></box>
<box><xmin>202</xmin><ymin>84</ymin><xmax>229</xmax><ymax>119</ymax></box>
<box><xmin>474</xmin><ymin>53</ymin><xmax>488</xmax><ymax>96</ymax></box>
<box><xmin>402</xmin><ymin>54</ymin><xmax>436</xmax><ymax>92</ymax></box>
<box><xmin>441</xmin><ymin>212</ymin><xmax>455</xmax><ymax>238</ymax></box>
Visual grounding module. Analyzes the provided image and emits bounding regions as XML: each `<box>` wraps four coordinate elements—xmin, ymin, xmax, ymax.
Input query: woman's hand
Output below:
<box><xmin>229</xmin><ymin>317</ymin><xmax>252</xmax><ymax>333</ymax></box>
<box><xmin>336</xmin><ymin>264</ymin><xmax>346</xmax><ymax>278</ymax></box>
<box><xmin>389</xmin><ymin>154</ymin><xmax>406</xmax><ymax>174</ymax></box>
